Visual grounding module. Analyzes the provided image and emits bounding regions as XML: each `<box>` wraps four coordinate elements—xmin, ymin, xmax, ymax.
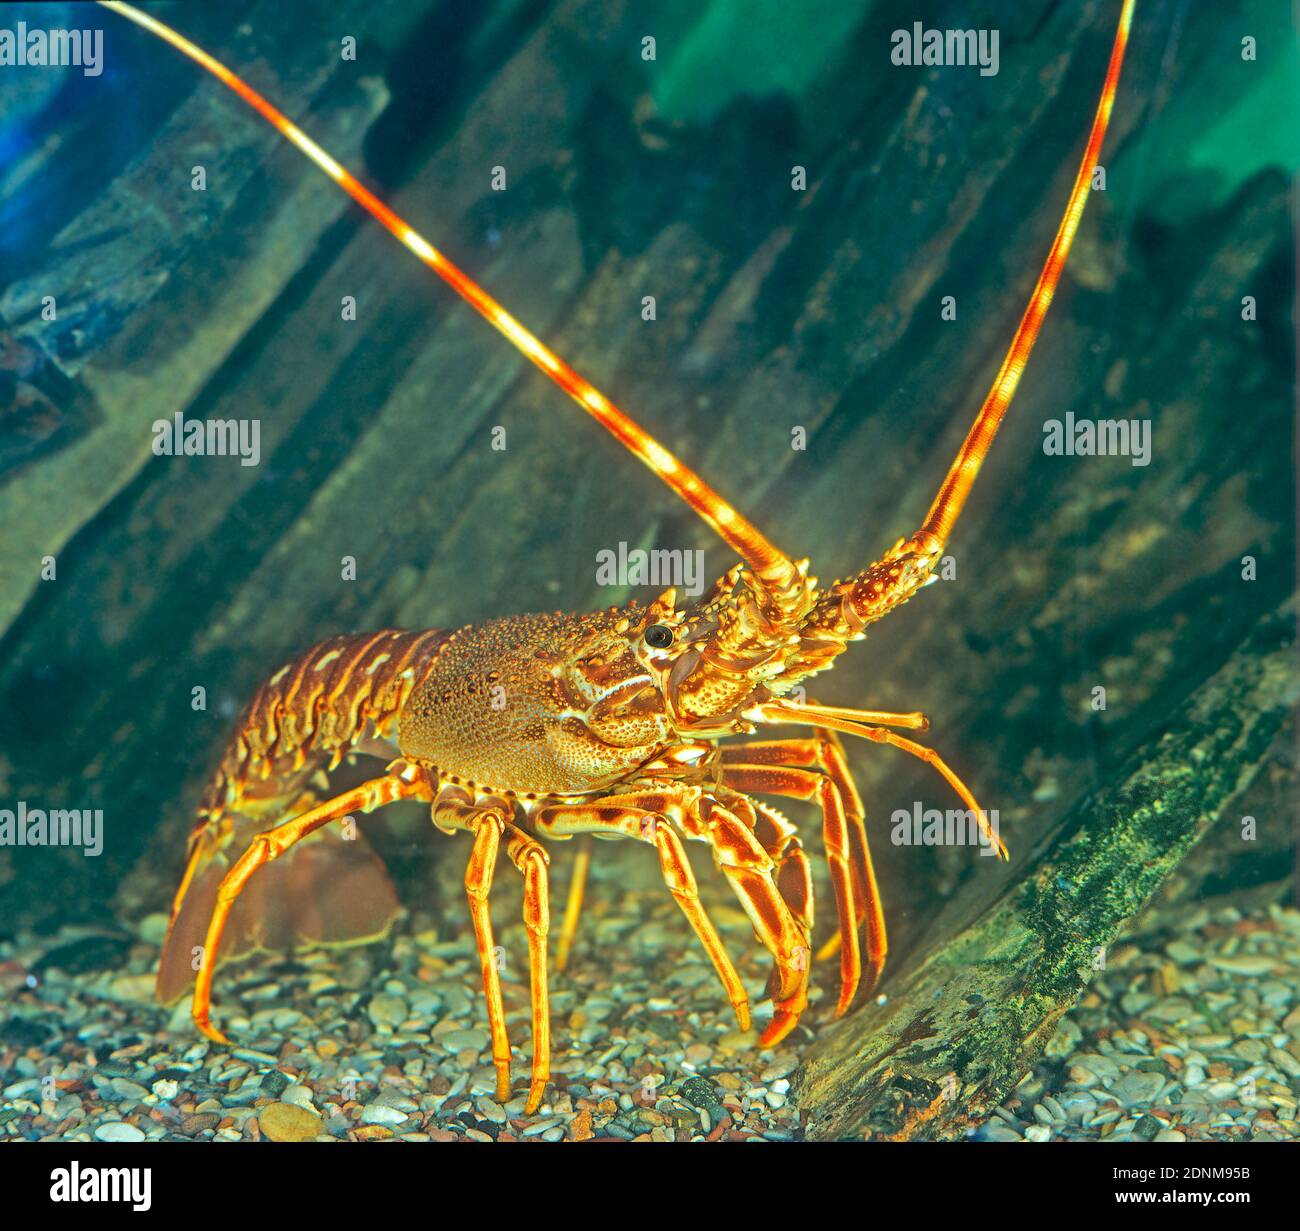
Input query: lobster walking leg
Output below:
<box><xmin>651</xmin><ymin>816</ymin><xmax>753</xmax><ymax>1031</ymax></box>
<box><xmin>747</xmin><ymin>800</ymin><xmax>815</xmax><ymax>947</ymax></box>
<box><xmin>534</xmin><ymin>797</ymin><xmax>752</xmax><ymax>1031</ymax></box>
<box><xmin>741</xmin><ymin>797</ymin><xmax>816</xmax><ymax>1038</ymax></box>
<box><xmin>685</xmin><ymin>794</ymin><xmax>813</xmax><ymax>1046</ymax></box>
<box><xmin>433</xmin><ymin>788</ymin><xmax>514</xmax><ymax>1103</ymax></box>
<box><xmin>866</xmin><ymin>730</ymin><xmax>1005</xmax><ymax>857</ymax></box>
<box><xmin>722</xmin><ymin>759</ymin><xmax>883</xmax><ymax>1008</ymax></box>
<box><xmin>504</xmin><ymin>826</ymin><xmax>552</xmax><ymax>1114</ymax></box>
<box><xmin>191</xmin><ymin>768</ymin><xmax>431</xmax><ymax>1041</ymax></box>
<box><xmin>809</xmin><ymin>730</ymin><xmax>883</xmax><ymax>981</ymax></box>
<box><xmin>466</xmin><ymin>821</ymin><xmax>510</xmax><ymax>1103</ymax></box>
<box><xmin>555</xmin><ymin>835</ymin><xmax>591</xmax><ymax>973</ymax></box>
<box><xmin>721</xmin><ymin>737</ymin><xmax>887</xmax><ymax>1004</ymax></box>
<box><xmin>755</xmin><ymin>700</ymin><xmax>1007</xmax><ymax>858</ymax></box>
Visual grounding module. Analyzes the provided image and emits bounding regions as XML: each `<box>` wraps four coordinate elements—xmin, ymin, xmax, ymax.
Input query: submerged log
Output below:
<box><xmin>796</xmin><ymin>601</ymin><xmax>1297</xmax><ymax>1140</ymax></box>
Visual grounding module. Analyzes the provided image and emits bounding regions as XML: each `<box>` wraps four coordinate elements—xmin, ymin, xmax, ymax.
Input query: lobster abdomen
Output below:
<box><xmin>200</xmin><ymin>627</ymin><xmax>453</xmax><ymax>824</ymax></box>
<box><xmin>157</xmin><ymin>629</ymin><xmax>452</xmax><ymax>1002</ymax></box>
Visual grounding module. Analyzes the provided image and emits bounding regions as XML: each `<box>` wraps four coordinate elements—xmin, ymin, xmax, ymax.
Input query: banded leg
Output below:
<box><xmin>748</xmin><ymin>798</ymin><xmax>815</xmax><ymax>969</ymax></box>
<box><xmin>686</xmin><ymin>793</ymin><xmax>813</xmax><ymax>1046</ymax></box>
<box><xmin>504</xmin><ymin>826</ymin><xmax>551</xmax><ymax>1114</ymax></box>
<box><xmin>718</xmin><ymin>755</ymin><xmax>882</xmax><ymax>1014</ymax></box>
<box><xmin>721</xmin><ymin>735</ymin><xmax>884</xmax><ymax>994</ymax></box>
<box><xmin>862</xmin><ymin>729</ymin><xmax>1005</xmax><ymax>857</ymax></box>
<box><xmin>534</xmin><ymin>795</ymin><xmax>751</xmax><ymax>1031</ymax></box>
<box><xmin>754</xmin><ymin>700</ymin><xmax>1006</xmax><ymax>858</ymax></box>
<box><xmin>191</xmin><ymin>767</ymin><xmax>431</xmax><ymax>1042</ymax></box>
<box><xmin>555</xmin><ymin>836</ymin><xmax>591</xmax><ymax>973</ymax></box>
<box><xmin>432</xmin><ymin>787</ymin><xmax>513</xmax><ymax>1103</ymax></box>
<box><xmin>807</xmin><ymin>729</ymin><xmax>880</xmax><ymax>974</ymax></box>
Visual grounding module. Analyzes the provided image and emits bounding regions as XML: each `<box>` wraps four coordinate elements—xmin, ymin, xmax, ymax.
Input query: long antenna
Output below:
<box><xmin>97</xmin><ymin>1</ymin><xmax>804</xmax><ymax>610</ymax></box>
<box><xmin>918</xmin><ymin>0</ymin><xmax>1135</xmax><ymax>548</ymax></box>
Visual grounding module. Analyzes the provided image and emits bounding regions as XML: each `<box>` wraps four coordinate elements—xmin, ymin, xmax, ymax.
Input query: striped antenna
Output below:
<box><xmin>919</xmin><ymin>0</ymin><xmax>1135</xmax><ymax>548</ymax></box>
<box><xmin>98</xmin><ymin>1</ymin><xmax>802</xmax><ymax>606</ymax></box>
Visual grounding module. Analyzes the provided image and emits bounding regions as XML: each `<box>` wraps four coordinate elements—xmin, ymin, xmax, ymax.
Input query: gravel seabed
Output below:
<box><xmin>983</xmin><ymin>901</ymin><xmax>1300</xmax><ymax>1144</ymax></box>
<box><xmin>2</xmin><ymin>852</ymin><xmax>1296</xmax><ymax>1143</ymax></box>
<box><xmin>0</xmin><ymin>850</ymin><xmax>804</xmax><ymax>1143</ymax></box>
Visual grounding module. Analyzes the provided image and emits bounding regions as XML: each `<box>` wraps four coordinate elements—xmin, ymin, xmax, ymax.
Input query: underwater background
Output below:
<box><xmin>0</xmin><ymin>0</ymin><xmax>1294</xmax><ymax>1141</ymax></box>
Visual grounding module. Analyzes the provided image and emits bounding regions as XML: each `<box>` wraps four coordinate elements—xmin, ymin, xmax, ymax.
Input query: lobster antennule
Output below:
<box><xmin>917</xmin><ymin>0</ymin><xmax>1135</xmax><ymax>550</ymax></box>
<box><xmin>97</xmin><ymin>0</ymin><xmax>803</xmax><ymax>616</ymax></box>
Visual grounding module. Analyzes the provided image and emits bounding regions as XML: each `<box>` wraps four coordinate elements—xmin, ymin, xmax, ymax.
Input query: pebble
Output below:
<box><xmin>109</xmin><ymin>1078</ymin><xmax>150</xmax><ymax>1101</ymax></box>
<box><xmin>137</xmin><ymin>914</ymin><xmax>169</xmax><ymax>946</ymax></box>
<box><xmin>1045</xmin><ymin>1018</ymin><xmax>1082</xmax><ymax>1058</ymax></box>
<box><xmin>1272</xmin><ymin>1048</ymin><xmax>1300</xmax><ymax>1079</ymax></box>
<box><xmin>1110</xmin><ymin>1072</ymin><xmax>1165</xmax><ymax>1104</ymax></box>
<box><xmin>1150</xmin><ymin>962</ymin><xmax>1181</xmax><ymax>997</ymax></box>
<box><xmin>476</xmin><ymin>1098</ymin><xmax>507</xmax><ymax>1124</ymax></box>
<box><xmin>94</xmin><ymin>1122</ymin><xmax>145</xmax><ymax>1142</ymax></box>
<box><xmin>440</xmin><ymin>1028</ymin><xmax>489</xmax><ymax>1053</ymax></box>
<box><xmin>360</xmin><ymin>1103</ymin><xmax>407</xmax><ymax>1126</ymax></box>
<box><xmin>1210</xmin><ymin>955</ymin><xmax>1276</xmax><ymax>977</ymax></box>
<box><xmin>280</xmin><ymin>1084</ymin><xmax>317</xmax><ymax>1111</ymax></box>
<box><xmin>1068</xmin><ymin>1055</ymin><xmax>1116</xmax><ymax>1086</ymax></box>
<box><xmin>261</xmin><ymin>1070</ymin><xmax>292</xmax><ymax>1097</ymax></box>
<box><xmin>1133</xmin><ymin>1115</ymin><xmax>1163</xmax><ymax>1141</ymax></box>
<box><xmin>259</xmin><ymin>1102</ymin><xmax>324</xmax><ymax>1142</ymax></box>
<box><xmin>367</xmin><ymin>995</ymin><xmax>408</xmax><ymax>1030</ymax></box>
<box><xmin>230</xmin><ymin>1048</ymin><xmax>278</xmax><ymax>1065</ymax></box>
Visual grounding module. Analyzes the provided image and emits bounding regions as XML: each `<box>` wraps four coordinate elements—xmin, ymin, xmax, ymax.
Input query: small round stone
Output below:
<box><xmin>259</xmin><ymin>1102</ymin><xmax>324</xmax><ymax>1142</ymax></box>
<box><xmin>93</xmin><ymin>1122</ymin><xmax>145</xmax><ymax>1143</ymax></box>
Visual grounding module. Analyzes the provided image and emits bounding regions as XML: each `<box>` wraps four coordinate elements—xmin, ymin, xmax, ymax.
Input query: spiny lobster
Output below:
<box><xmin>101</xmin><ymin>0</ymin><xmax>1135</xmax><ymax>1114</ymax></box>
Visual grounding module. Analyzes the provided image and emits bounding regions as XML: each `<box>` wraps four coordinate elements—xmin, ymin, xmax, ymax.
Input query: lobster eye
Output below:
<box><xmin>643</xmin><ymin>623</ymin><xmax>674</xmax><ymax>649</ymax></box>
